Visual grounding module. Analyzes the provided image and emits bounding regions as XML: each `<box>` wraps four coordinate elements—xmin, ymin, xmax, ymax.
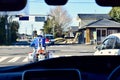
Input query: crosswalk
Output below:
<box><xmin>0</xmin><ymin>56</ymin><xmax>58</xmax><ymax>63</ymax></box>
<box><xmin>0</xmin><ymin>56</ymin><xmax>28</xmax><ymax>63</ymax></box>
<box><xmin>0</xmin><ymin>54</ymin><xmax>73</xmax><ymax>64</ymax></box>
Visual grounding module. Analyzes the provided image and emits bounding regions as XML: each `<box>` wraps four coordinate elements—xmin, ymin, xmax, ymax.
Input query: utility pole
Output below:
<box><xmin>31</xmin><ymin>24</ymin><xmax>34</xmax><ymax>39</ymax></box>
<box><xmin>8</xmin><ymin>16</ymin><xmax>12</xmax><ymax>44</ymax></box>
<box><xmin>53</xmin><ymin>23</ymin><xmax>55</xmax><ymax>36</ymax></box>
<box><xmin>25</xmin><ymin>27</ymin><xmax>27</xmax><ymax>39</ymax></box>
<box><xmin>52</xmin><ymin>16</ymin><xmax>55</xmax><ymax>37</ymax></box>
<box><xmin>5</xmin><ymin>12</ymin><xmax>8</xmax><ymax>45</ymax></box>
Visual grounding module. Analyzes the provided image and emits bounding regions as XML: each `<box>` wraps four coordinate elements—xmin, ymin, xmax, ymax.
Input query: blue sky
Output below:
<box><xmin>18</xmin><ymin>0</ymin><xmax>112</xmax><ymax>35</ymax></box>
<box><xmin>29</xmin><ymin>0</ymin><xmax>112</xmax><ymax>17</ymax></box>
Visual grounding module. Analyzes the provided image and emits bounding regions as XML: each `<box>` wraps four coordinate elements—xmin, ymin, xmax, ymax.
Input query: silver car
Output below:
<box><xmin>94</xmin><ymin>33</ymin><xmax>120</xmax><ymax>55</ymax></box>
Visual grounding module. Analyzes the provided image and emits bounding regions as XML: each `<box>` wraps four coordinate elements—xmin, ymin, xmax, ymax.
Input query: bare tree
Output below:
<box><xmin>49</xmin><ymin>6</ymin><xmax>72</xmax><ymax>37</ymax></box>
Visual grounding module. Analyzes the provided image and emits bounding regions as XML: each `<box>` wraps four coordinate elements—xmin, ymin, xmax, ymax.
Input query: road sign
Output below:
<box><xmin>19</xmin><ymin>16</ymin><xmax>29</xmax><ymax>20</ymax></box>
<box><xmin>35</xmin><ymin>17</ymin><xmax>45</xmax><ymax>22</ymax></box>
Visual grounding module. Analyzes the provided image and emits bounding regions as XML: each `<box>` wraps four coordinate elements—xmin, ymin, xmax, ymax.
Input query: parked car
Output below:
<box><xmin>44</xmin><ymin>34</ymin><xmax>55</xmax><ymax>45</ymax></box>
<box><xmin>94</xmin><ymin>33</ymin><xmax>120</xmax><ymax>55</ymax></box>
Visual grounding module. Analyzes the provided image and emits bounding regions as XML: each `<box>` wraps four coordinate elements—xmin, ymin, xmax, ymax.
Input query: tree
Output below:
<box><xmin>109</xmin><ymin>7</ymin><xmax>120</xmax><ymax>22</ymax></box>
<box><xmin>0</xmin><ymin>16</ymin><xmax>19</xmax><ymax>44</ymax></box>
<box><xmin>9</xmin><ymin>21</ymin><xmax>19</xmax><ymax>42</ymax></box>
<box><xmin>0</xmin><ymin>16</ymin><xmax>6</xmax><ymax>44</ymax></box>
<box><xmin>44</xmin><ymin>6</ymin><xmax>72</xmax><ymax>37</ymax></box>
<box><xmin>43</xmin><ymin>17</ymin><xmax>53</xmax><ymax>34</ymax></box>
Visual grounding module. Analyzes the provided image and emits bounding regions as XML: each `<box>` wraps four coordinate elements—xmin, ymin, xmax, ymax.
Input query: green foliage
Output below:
<box><xmin>48</xmin><ymin>6</ymin><xmax>72</xmax><ymax>38</ymax></box>
<box><xmin>43</xmin><ymin>7</ymin><xmax>72</xmax><ymax>38</ymax></box>
<box><xmin>54</xmin><ymin>24</ymin><xmax>63</xmax><ymax>38</ymax></box>
<box><xmin>0</xmin><ymin>16</ymin><xmax>6</xmax><ymax>44</ymax></box>
<box><xmin>43</xmin><ymin>17</ymin><xmax>53</xmax><ymax>34</ymax></box>
<box><xmin>109</xmin><ymin>7</ymin><xmax>120</xmax><ymax>22</ymax></box>
<box><xmin>0</xmin><ymin>16</ymin><xmax>19</xmax><ymax>45</ymax></box>
<box><xmin>43</xmin><ymin>17</ymin><xmax>63</xmax><ymax>38</ymax></box>
<box><xmin>9</xmin><ymin>21</ymin><xmax>19</xmax><ymax>42</ymax></box>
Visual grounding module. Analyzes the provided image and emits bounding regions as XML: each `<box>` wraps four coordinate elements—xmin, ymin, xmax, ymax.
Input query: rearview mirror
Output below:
<box><xmin>96</xmin><ymin>0</ymin><xmax>120</xmax><ymax>6</ymax></box>
<box><xmin>0</xmin><ymin>0</ymin><xmax>27</xmax><ymax>11</ymax></box>
<box><xmin>45</xmin><ymin>0</ymin><xmax>68</xmax><ymax>5</ymax></box>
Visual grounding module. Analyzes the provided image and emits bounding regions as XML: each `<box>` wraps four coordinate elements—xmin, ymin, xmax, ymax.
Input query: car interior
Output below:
<box><xmin>0</xmin><ymin>0</ymin><xmax>120</xmax><ymax>80</ymax></box>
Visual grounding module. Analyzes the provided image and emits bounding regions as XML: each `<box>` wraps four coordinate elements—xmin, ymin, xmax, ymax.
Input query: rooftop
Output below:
<box><xmin>78</xmin><ymin>14</ymin><xmax>110</xmax><ymax>20</ymax></box>
<box><xmin>87</xmin><ymin>19</ymin><xmax>120</xmax><ymax>28</ymax></box>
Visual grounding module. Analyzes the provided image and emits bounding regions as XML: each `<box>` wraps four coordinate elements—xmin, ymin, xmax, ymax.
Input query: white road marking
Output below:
<box><xmin>61</xmin><ymin>50</ymin><xmax>76</xmax><ymax>52</ymax></box>
<box><xmin>8</xmin><ymin>57</ymin><xmax>21</xmax><ymax>63</ymax></box>
<box><xmin>52</xmin><ymin>55</ymin><xmax>72</xmax><ymax>58</ymax></box>
<box><xmin>22</xmin><ymin>57</ymin><xmax>28</xmax><ymax>62</ymax></box>
<box><xmin>0</xmin><ymin>54</ymin><xmax>72</xmax><ymax>63</ymax></box>
<box><xmin>52</xmin><ymin>55</ymin><xmax>59</xmax><ymax>58</ymax></box>
<box><xmin>0</xmin><ymin>46</ymin><xmax>29</xmax><ymax>48</ymax></box>
<box><xmin>64</xmin><ymin>55</ymin><xmax>72</xmax><ymax>56</ymax></box>
<box><xmin>0</xmin><ymin>57</ymin><xmax>8</xmax><ymax>62</ymax></box>
<box><xmin>49</xmin><ymin>45</ymin><xmax>69</xmax><ymax>47</ymax></box>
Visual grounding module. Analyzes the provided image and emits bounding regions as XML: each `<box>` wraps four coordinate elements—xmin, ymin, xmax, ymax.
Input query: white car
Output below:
<box><xmin>94</xmin><ymin>33</ymin><xmax>120</xmax><ymax>55</ymax></box>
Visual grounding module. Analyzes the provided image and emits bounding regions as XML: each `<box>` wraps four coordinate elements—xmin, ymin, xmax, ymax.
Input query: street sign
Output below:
<box><xmin>35</xmin><ymin>17</ymin><xmax>45</xmax><ymax>22</ymax></box>
<box><xmin>19</xmin><ymin>16</ymin><xmax>29</xmax><ymax>20</ymax></box>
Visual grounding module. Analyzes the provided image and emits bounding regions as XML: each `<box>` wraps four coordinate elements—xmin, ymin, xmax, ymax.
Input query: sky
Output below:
<box><xmin>17</xmin><ymin>0</ymin><xmax>112</xmax><ymax>35</ymax></box>
<box><xmin>28</xmin><ymin>0</ymin><xmax>112</xmax><ymax>16</ymax></box>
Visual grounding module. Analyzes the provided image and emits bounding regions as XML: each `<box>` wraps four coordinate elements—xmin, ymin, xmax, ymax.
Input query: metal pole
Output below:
<box><xmin>52</xmin><ymin>16</ymin><xmax>55</xmax><ymax>37</ymax></box>
<box><xmin>8</xmin><ymin>16</ymin><xmax>12</xmax><ymax>44</ymax></box>
<box><xmin>31</xmin><ymin>24</ymin><xmax>34</xmax><ymax>39</ymax></box>
<box><xmin>53</xmin><ymin>24</ymin><xmax>55</xmax><ymax>36</ymax></box>
<box><xmin>8</xmin><ymin>24</ymin><xmax>11</xmax><ymax>44</ymax></box>
<box><xmin>5</xmin><ymin>12</ymin><xmax>8</xmax><ymax>44</ymax></box>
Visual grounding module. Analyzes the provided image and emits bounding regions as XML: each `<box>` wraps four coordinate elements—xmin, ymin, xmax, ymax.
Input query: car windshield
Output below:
<box><xmin>101</xmin><ymin>38</ymin><xmax>116</xmax><ymax>49</ymax></box>
<box><xmin>0</xmin><ymin>0</ymin><xmax>118</xmax><ymax>67</ymax></box>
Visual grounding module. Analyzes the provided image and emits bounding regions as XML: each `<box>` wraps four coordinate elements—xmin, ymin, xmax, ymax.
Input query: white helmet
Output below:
<box><xmin>37</xmin><ymin>30</ymin><xmax>43</xmax><ymax>36</ymax></box>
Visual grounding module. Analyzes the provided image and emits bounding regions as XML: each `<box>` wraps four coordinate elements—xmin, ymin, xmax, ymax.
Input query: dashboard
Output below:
<box><xmin>0</xmin><ymin>56</ymin><xmax>120</xmax><ymax>80</ymax></box>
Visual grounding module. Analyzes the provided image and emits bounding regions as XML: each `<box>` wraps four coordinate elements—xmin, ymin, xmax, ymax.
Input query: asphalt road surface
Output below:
<box><xmin>0</xmin><ymin>43</ymin><xmax>96</xmax><ymax>67</ymax></box>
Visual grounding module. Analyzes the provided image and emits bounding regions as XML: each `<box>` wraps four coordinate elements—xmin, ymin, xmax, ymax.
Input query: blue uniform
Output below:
<box><xmin>30</xmin><ymin>36</ymin><xmax>42</xmax><ymax>62</ymax></box>
<box><xmin>41</xmin><ymin>37</ymin><xmax>46</xmax><ymax>47</ymax></box>
<box><xmin>30</xmin><ymin>37</ymin><xmax>42</xmax><ymax>49</ymax></box>
<box><xmin>30</xmin><ymin>36</ymin><xmax>46</xmax><ymax>62</ymax></box>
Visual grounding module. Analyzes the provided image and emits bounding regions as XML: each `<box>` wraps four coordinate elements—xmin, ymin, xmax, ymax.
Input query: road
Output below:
<box><xmin>0</xmin><ymin>41</ymin><xmax>96</xmax><ymax>67</ymax></box>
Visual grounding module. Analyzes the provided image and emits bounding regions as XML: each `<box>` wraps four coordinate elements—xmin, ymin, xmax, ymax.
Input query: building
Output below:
<box><xmin>78</xmin><ymin>14</ymin><xmax>120</xmax><ymax>44</ymax></box>
<box><xmin>64</xmin><ymin>26</ymin><xmax>79</xmax><ymax>37</ymax></box>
